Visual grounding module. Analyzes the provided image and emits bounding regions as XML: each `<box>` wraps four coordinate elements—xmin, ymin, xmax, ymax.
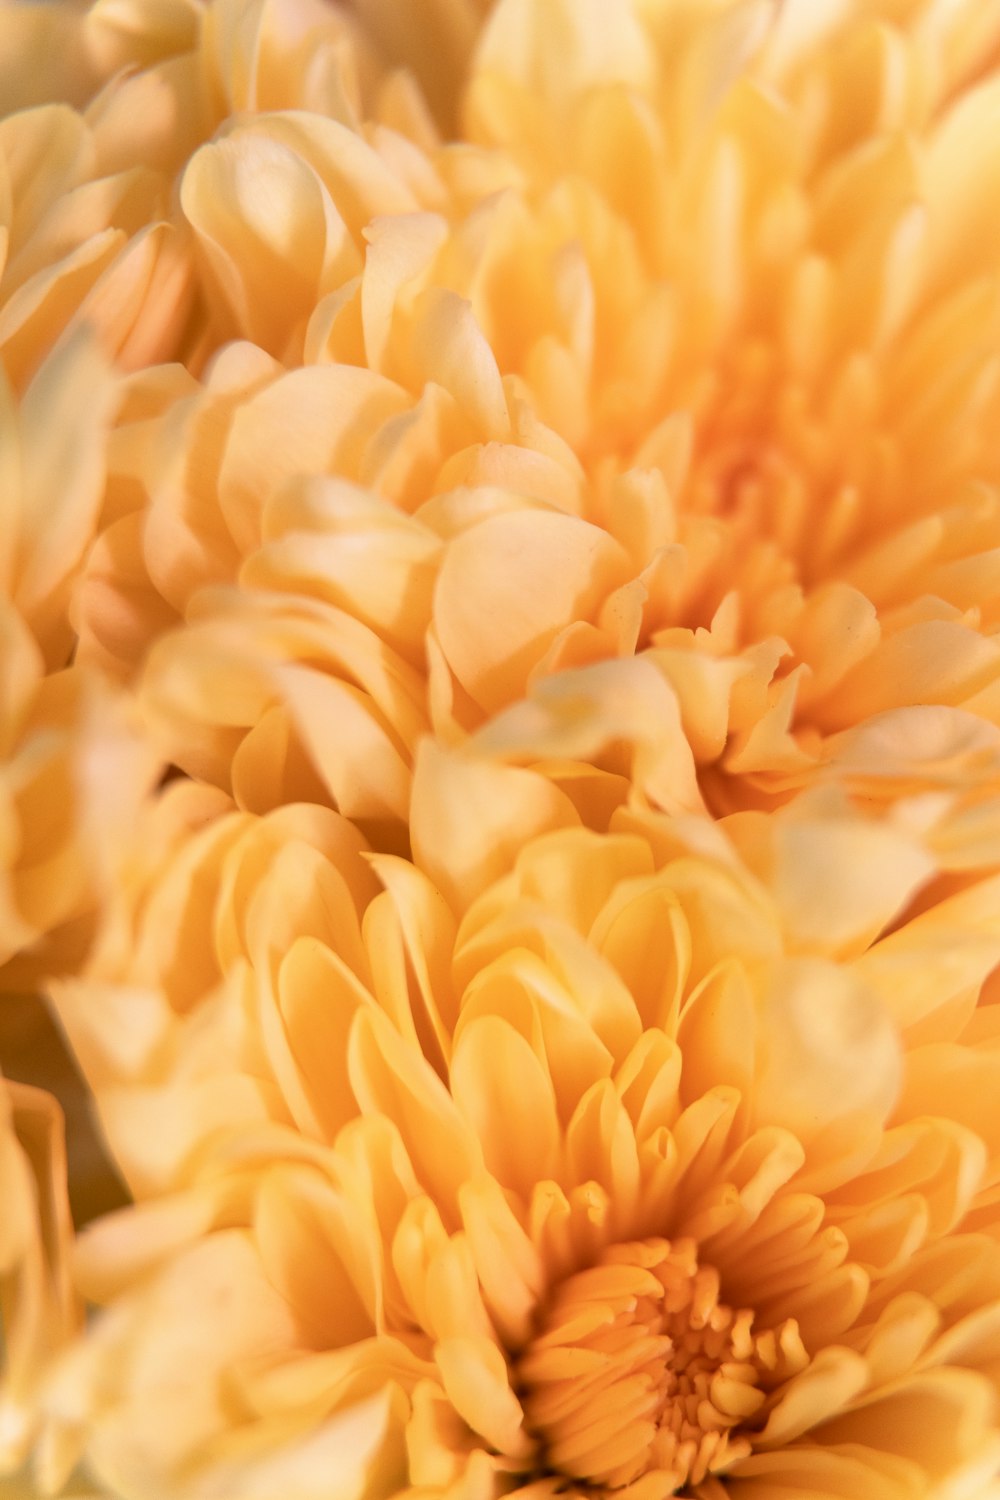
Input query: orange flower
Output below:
<box><xmin>44</xmin><ymin>751</ymin><xmax>1000</xmax><ymax>1497</ymax></box>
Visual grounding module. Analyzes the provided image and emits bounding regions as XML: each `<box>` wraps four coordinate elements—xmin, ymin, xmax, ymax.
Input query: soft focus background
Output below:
<box><xmin>0</xmin><ymin>1000</ymin><xmax>125</xmax><ymax>1228</ymax></box>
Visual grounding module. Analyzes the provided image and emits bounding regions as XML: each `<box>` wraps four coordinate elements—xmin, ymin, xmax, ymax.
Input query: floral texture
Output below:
<box><xmin>2</xmin><ymin>2</ymin><xmax>1000</xmax><ymax>1500</ymax></box>
<box><xmin>0</xmin><ymin>334</ymin><xmax>156</xmax><ymax>987</ymax></box>
<box><xmin>67</xmin><ymin>0</ymin><xmax>1000</xmax><ymax>832</ymax></box>
<box><xmin>45</xmin><ymin>754</ymin><xmax>1000</xmax><ymax>1499</ymax></box>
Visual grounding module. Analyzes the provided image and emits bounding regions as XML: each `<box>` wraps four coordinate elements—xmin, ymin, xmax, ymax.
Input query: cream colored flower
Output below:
<box><xmin>44</xmin><ymin>750</ymin><xmax>1000</xmax><ymax>1498</ymax></box>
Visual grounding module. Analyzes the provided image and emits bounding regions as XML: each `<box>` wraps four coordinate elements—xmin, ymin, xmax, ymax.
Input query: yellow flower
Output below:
<box><xmin>0</xmin><ymin>1073</ymin><xmax>78</xmax><ymax>1478</ymax></box>
<box><xmin>5</xmin><ymin>5</ymin><xmax>1000</xmax><ymax>1500</ymax></box>
<box><xmin>63</xmin><ymin>0</ymin><xmax>1000</xmax><ymax>842</ymax></box>
<box><xmin>398</xmin><ymin>0</ymin><xmax>1000</xmax><ymax>814</ymax></box>
<box><xmin>46</xmin><ymin>751</ymin><xmax>1000</xmax><ymax>1497</ymax></box>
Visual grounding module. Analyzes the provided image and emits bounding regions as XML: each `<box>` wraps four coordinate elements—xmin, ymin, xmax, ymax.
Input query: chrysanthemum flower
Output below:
<box><xmin>400</xmin><ymin>0</ymin><xmax>1000</xmax><ymax>819</ymax></box>
<box><xmin>43</xmin><ymin>748</ymin><xmax>1000</xmax><ymax>1498</ymax></box>
<box><xmin>358</xmin><ymin>0</ymin><xmax>1000</xmax><ymax>818</ymax></box>
<box><xmin>4</xmin><ymin>3</ymin><xmax>1000</xmax><ymax>1499</ymax></box>
<box><xmin>66</xmin><ymin>0</ymin><xmax>1000</xmax><ymax>839</ymax></box>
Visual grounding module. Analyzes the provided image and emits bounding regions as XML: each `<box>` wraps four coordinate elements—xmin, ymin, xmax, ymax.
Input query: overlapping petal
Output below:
<box><xmin>42</xmin><ymin>750</ymin><xmax>1000</xmax><ymax>1497</ymax></box>
<box><xmin>64</xmin><ymin>0</ymin><xmax>1000</xmax><ymax>829</ymax></box>
<box><xmin>1</xmin><ymin>2</ymin><xmax>1000</xmax><ymax>1498</ymax></box>
<box><xmin>0</xmin><ymin>337</ymin><xmax>158</xmax><ymax>985</ymax></box>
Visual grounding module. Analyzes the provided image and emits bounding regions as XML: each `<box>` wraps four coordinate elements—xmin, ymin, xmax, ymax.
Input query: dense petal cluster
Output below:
<box><xmin>0</xmin><ymin>0</ymin><xmax>492</xmax><ymax>390</ymax></box>
<box><xmin>59</xmin><ymin>0</ymin><xmax>1000</xmax><ymax>832</ymax></box>
<box><xmin>41</xmin><ymin>752</ymin><xmax>1000</xmax><ymax>1498</ymax></box>
<box><xmin>2</xmin><ymin>3</ymin><xmax>1000</xmax><ymax>1500</ymax></box>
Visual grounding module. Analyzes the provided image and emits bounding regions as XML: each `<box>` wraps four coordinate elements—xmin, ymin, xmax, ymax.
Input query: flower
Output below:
<box><xmin>61</xmin><ymin>0</ymin><xmax>1000</xmax><ymax>848</ymax></box>
<box><xmin>387</xmin><ymin>0</ymin><xmax>1000</xmax><ymax>816</ymax></box>
<box><xmin>4</xmin><ymin>3</ymin><xmax>1000</xmax><ymax>1499</ymax></box>
<box><xmin>45</xmin><ymin>749</ymin><xmax>1000</xmax><ymax>1497</ymax></box>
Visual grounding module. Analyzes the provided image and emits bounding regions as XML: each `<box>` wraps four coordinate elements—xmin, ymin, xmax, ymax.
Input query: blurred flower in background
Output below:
<box><xmin>0</xmin><ymin>1076</ymin><xmax>78</xmax><ymax>1477</ymax></box>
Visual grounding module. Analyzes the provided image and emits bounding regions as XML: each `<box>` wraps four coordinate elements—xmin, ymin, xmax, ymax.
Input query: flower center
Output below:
<box><xmin>517</xmin><ymin>1237</ymin><xmax>779</xmax><ymax>1496</ymax></box>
